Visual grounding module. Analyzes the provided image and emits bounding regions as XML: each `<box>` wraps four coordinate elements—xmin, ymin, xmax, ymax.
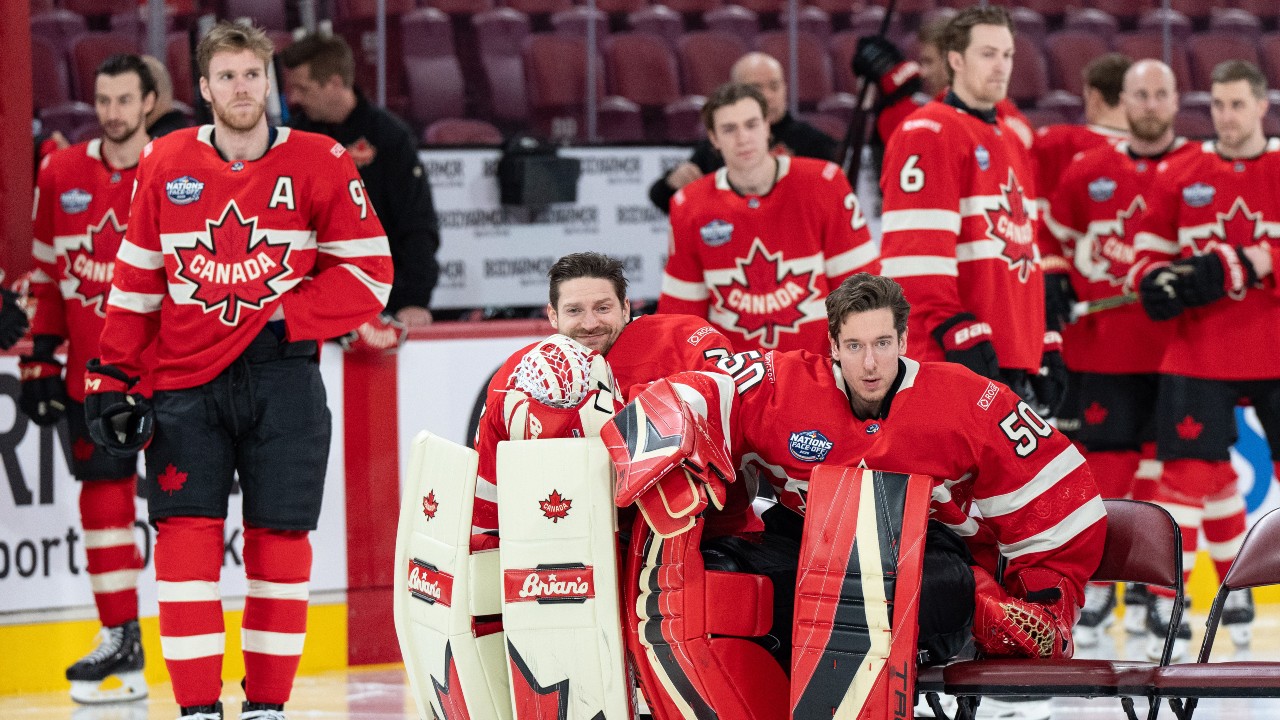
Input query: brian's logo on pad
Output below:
<box><xmin>504</xmin><ymin>564</ymin><xmax>594</xmax><ymax>604</ymax></box>
<box><xmin>538</xmin><ymin>490</ymin><xmax>572</xmax><ymax>522</ymax></box>
<box><xmin>789</xmin><ymin>430</ymin><xmax>833</xmax><ymax>462</ymax></box>
<box><xmin>407</xmin><ymin>559</ymin><xmax>454</xmax><ymax>606</ymax></box>
<box><xmin>166</xmin><ymin>176</ymin><xmax>205</xmax><ymax>205</ymax></box>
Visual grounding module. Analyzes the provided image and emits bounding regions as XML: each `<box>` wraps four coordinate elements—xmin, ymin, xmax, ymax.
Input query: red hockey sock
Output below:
<box><xmin>241</xmin><ymin>525</ymin><xmax>312</xmax><ymax>706</ymax></box>
<box><xmin>1083</xmin><ymin>450</ymin><xmax>1140</xmax><ymax>499</ymax></box>
<box><xmin>1157</xmin><ymin>459</ymin><xmax>1236</xmax><ymax>585</ymax></box>
<box><xmin>79</xmin><ymin>477</ymin><xmax>143</xmax><ymax>627</ymax></box>
<box><xmin>155</xmin><ymin>517</ymin><xmax>227</xmax><ymax>708</ymax></box>
<box><xmin>1131</xmin><ymin>443</ymin><xmax>1160</xmax><ymax>502</ymax></box>
<box><xmin>1201</xmin><ymin>482</ymin><xmax>1246</xmax><ymax>583</ymax></box>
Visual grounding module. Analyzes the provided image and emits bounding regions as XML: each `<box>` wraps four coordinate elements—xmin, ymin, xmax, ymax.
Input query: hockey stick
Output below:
<box><xmin>838</xmin><ymin>0</ymin><xmax>899</xmax><ymax>187</ymax></box>
<box><xmin>1068</xmin><ymin>293</ymin><xmax>1137</xmax><ymax>322</ymax></box>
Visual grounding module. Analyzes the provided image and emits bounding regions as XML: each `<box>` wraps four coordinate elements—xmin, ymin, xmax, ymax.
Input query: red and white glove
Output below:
<box><xmin>340</xmin><ymin>314</ymin><xmax>408</xmax><ymax>354</ymax></box>
<box><xmin>501</xmin><ymin>334</ymin><xmax>622</xmax><ymax>440</ymax></box>
<box><xmin>971</xmin><ymin>566</ymin><xmax>1075</xmax><ymax>659</ymax></box>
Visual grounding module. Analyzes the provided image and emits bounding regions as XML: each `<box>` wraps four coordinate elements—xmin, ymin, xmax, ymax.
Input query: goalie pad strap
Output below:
<box><xmin>704</xmin><ymin>571</ymin><xmax>772</xmax><ymax>638</ymax></box>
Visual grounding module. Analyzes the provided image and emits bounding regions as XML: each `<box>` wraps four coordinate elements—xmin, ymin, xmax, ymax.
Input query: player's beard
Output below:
<box><xmin>101</xmin><ymin>113</ymin><xmax>145</xmax><ymax>144</ymax></box>
<box><xmin>1129</xmin><ymin>115</ymin><xmax>1172</xmax><ymax>143</ymax></box>
<box><xmin>212</xmin><ymin>93</ymin><xmax>267</xmax><ymax>132</ymax></box>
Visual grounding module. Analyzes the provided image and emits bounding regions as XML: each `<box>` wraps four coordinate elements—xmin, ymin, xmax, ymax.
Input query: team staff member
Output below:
<box><xmin>659</xmin><ymin>83</ymin><xmax>877</xmax><ymax>354</ymax></box>
<box><xmin>281</xmin><ymin>32</ymin><xmax>438</xmax><ymax>329</ymax></box>
<box><xmin>879</xmin><ymin>5</ymin><xmax>1065</xmax><ymax>416</ymax></box>
<box><xmin>26</xmin><ymin>53</ymin><xmax>155</xmax><ymax>704</ymax></box>
<box><xmin>87</xmin><ymin>22</ymin><xmax>393</xmax><ymax>720</ymax></box>
<box><xmin>648</xmin><ymin>52</ymin><xmax>837</xmax><ymax>214</ymax></box>
<box><xmin>1133</xmin><ymin>59</ymin><xmax>1280</xmax><ymax>662</ymax></box>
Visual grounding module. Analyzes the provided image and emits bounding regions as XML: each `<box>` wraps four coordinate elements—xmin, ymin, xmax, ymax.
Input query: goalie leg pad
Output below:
<box><xmin>791</xmin><ymin>466</ymin><xmax>933</xmax><ymax>720</ymax></box>
<box><xmin>394</xmin><ymin>431</ymin><xmax>512</xmax><ymax>720</ymax></box>
<box><xmin>496</xmin><ymin>438</ymin><xmax>631</xmax><ymax>720</ymax></box>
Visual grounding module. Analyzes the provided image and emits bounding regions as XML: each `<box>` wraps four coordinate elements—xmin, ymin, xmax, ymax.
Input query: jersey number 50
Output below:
<box><xmin>703</xmin><ymin>348</ymin><xmax>765</xmax><ymax>394</ymax></box>
<box><xmin>999</xmin><ymin>401</ymin><xmax>1053</xmax><ymax>457</ymax></box>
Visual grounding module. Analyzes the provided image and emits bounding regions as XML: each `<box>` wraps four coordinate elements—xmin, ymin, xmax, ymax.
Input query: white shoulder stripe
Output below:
<box><xmin>881</xmin><ymin>209</ymin><xmax>962</xmax><ymax>234</ymax></box>
<box><xmin>117</xmin><ymin>239</ymin><xmax>165</xmax><ymax>270</ymax></box>
<box><xmin>976</xmin><ymin>444</ymin><xmax>1086</xmax><ymax>519</ymax></box>
<box><xmin>318</xmin><ymin>235</ymin><xmax>390</xmax><ymax>258</ymax></box>
<box><xmin>998</xmin><ymin>497</ymin><xmax>1107</xmax><ymax>560</ymax></box>
<box><xmin>661</xmin><ymin>274</ymin><xmax>709</xmax><ymax>301</ymax></box>
<box><xmin>825</xmin><ymin>243</ymin><xmax>879</xmax><ymax>276</ymax></box>
<box><xmin>880</xmin><ymin>256</ymin><xmax>958</xmax><ymax>278</ymax></box>
<box><xmin>107</xmin><ymin>288</ymin><xmax>164</xmax><ymax>314</ymax></box>
<box><xmin>32</xmin><ymin>239</ymin><xmax>56</xmax><ymax>264</ymax></box>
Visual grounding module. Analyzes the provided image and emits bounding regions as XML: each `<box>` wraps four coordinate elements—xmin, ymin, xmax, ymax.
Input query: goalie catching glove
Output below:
<box><xmin>501</xmin><ymin>333</ymin><xmax>622</xmax><ymax>440</ymax></box>
<box><xmin>971</xmin><ymin>566</ymin><xmax>1076</xmax><ymax>660</ymax></box>
<box><xmin>83</xmin><ymin>359</ymin><xmax>154</xmax><ymax>457</ymax></box>
<box><xmin>18</xmin><ymin>334</ymin><xmax>67</xmax><ymax>426</ymax></box>
<box><xmin>602</xmin><ymin>377</ymin><xmax>735</xmax><ymax>537</ymax></box>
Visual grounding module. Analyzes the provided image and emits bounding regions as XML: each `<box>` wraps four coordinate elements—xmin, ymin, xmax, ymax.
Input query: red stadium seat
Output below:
<box><xmin>522</xmin><ymin>34</ymin><xmax>608</xmax><ymax>139</ymax></box>
<box><xmin>62</xmin><ymin>0</ymin><xmax>133</xmax><ymax>18</ymax></box>
<box><xmin>1062</xmin><ymin>8</ymin><xmax>1118</xmax><ymax>44</ymax></box>
<box><xmin>1188</xmin><ymin>32</ymin><xmax>1261</xmax><ymax>92</ymax></box>
<box><xmin>605</xmin><ymin>32</ymin><xmax>689</xmax><ymax>139</ymax></box>
<box><xmin>661</xmin><ymin>0</ymin><xmax>721</xmax><ymax>17</ymax></box>
<box><xmin>1036</xmin><ymin>89</ymin><xmax>1084</xmax><ymax>125</ymax></box>
<box><xmin>828</xmin><ymin>30</ymin><xmax>859</xmax><ymax>95</ymax></box>
<box><xmin>30</xmin><ymin>0</ymin><xmax>55</xmax><ymax>13</ymax></box>
<box><xmin>1262</xmin><ymin>34</ymin><xmax>1280</xmax><ymax>87</ymax></box>
<box><xmin>402</xmin><ymin>8</ymin><xmax>466</xmax><ymax>129</ymax></box>
<box><xmin>800</xmin><ymin>111</ymin><xmax>846</xmax><ymax>141</ymax></box>
<box><xmin>598</xmin><ymin>95</ymin><xmax>646</xmax><ymax>141</ymax></box>
<box><xmin>677</xmin><ymin>30</ymin><xmax>748</xmax><ymax>96</ymax></box>
<box><xmin>31</xmin><ymin>35</ymin><xmax>71</xmax><ymax>112</ymax></box>
<box><xmin>627</xmin><ymin>4</ymin><xmax>682</xmax><ymax>48</ymax></box>
<box><xmin>1137</xmin><ymin>8</ymin><xmax>1194</xmax><ymax>43</ymax></box>
<box><xmin>1084</xmin><ymin>0</ymin><xmax>1158</xmax><ymax>27</ymax></box>
<box><xmin>780</xmin><ymin>5</ymin><xmax>833</xmax><ymax>44</ymax></box>
<box><xmin>166</xmin><ymin>32</ymin><xmax>195</xmax><ymax>107</ymax></box>
<box><xmin>816</xmin><ymin>92</ymin><xmax>855</xmax><ymax>124</ymax></box>
<box><xmin>38</xmin><ymin>102</ymin><xmax>97</xmax><ymax>140</ymax></box>
<box><xmin>334</xmin><ymin>0</ymin><xmax>414</xmax><ymax>19</ymax></box>
<box><xmin>1114</xmin><ymin>32</ymin><xmax>1193</xmax><ymax>92</ymax></box>
<box><xmin>1022</xmin><ymin>107</ymin><xmax>1070</xmax><ymax>130</ymax></box>
<box><xmin>1174</xmin><ymin>101</ymin><xmax>1214</xmax><ymax>140</ymax></box>
<box><xmin>474</xmin><ymin>8</ymin><xmax>533</xmax><ymax>124</ymax></box>
<box><xmin>224</xmin><ymin>0</ymin><xmax>286</xmax><ymax>30</ymax></box>
<box><xmin>423</xmin><ymin>118</ymin><xmax>505</xmax><ymax>145</ymax></box>
<box><xmin>755</xmin><ymin>30</ymin><xmax>833</xmax><ymax>109</ymax></box>
<box><xmin>704</xmin><ymin>5</ymin><xmax>759</xmax><ymax>48</ymax></box>
<box><xmin>1231</xmin><ymin>0</ymin><xmax>1278</xmax><ymax>28</ymax></box>
<box><xmin>1006</xmin><ymin>33</ymin><xmax>1049</xmax><ymax>108</ymax></box>
<box><xmin>30</xmin><ymin>9</ymin><xmax>89</xmax><ymax>57</ymax></box>
<box><xmin>1169</xmin><ymin>0</ymin><xmax>1215</xmax><ymax>26</ymax></box>
<box><xmin>595</xmin><ymin>0</ymin><xmax>648</xmax><ymax>14</ymax></box>
<box><xmin>732</xmin><ymin>0</ymin><xmax>782</xmax><ymax>16</ymax></box>
<box><xmin>1010</xmin><ymin>0</ymin><xmax>1069</xmax><ymax>24</ymax></box>
<box><xmin>552</xmin><ymin>6</ymin><xmax>609</xmax><ymax>38</ymax></box>
<box><xmin>423</xmin><ymin>0</ymin><xmax>496</xmax><ymax>14</ymax></box>
<box><xmin>1044</xmin><ymin>30</ymin><xmax>1111</xmax><ymax>96</ymax></box>
<box><xmin>1208</xmin><ymin>8</ymin><xmax>1263</xmax><ymax>40</ymax></box>
<box><xmin>70</xmin><ymin>32</ymin><xmax>139</xmax><ymax>102</ymax></box>
<box><xmin>1009</xmin><ymin>6</ymin><xmax>1047</xmax><ymax>45</ymax></box>
<box><xmin>663</xmin><ymin>94</ymin><xmax>706</xmax><ymax>142</ymax></box>
<box><xmin>862</xmin><ymin>0</ymin><xmax>934</xmax><ymax>13</ymax></box>
<box><xmin>848</xmin><ymin>5</ymin><xmax>906</xmax><ymax>44</ymax></box>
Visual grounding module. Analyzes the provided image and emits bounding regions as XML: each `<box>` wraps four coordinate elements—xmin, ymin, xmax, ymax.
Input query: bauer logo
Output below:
<box><xmin>59</xmin><ymin>188</ymin><xmax>92</xmax><ymax>214</ymax></box>
<box><xmin>504</xmin><ymin>564</ymin><xmax>594</xmax><ymax>604</ymax></box>
<box><xmin>165</xmin><ymin>176</ymin><xmax>205</xmax><ymax>205</ymax></box>
<box><xmin>788</xmin><ymin>430</ymin><xmax>833</xmax><ymax>462</ymax></box>
<box><xmin>1088</xmin><ymin>177</ymin><xmax>1116</xmax><ymax>203</ymax></box>
<box><xmin>700</xmin><ymin>219</ymin><xmax>734</xmax><ymax>247</ymax></box>
<box><xmin>407</xmin><ymin>559</ymin><xmax>454</xmax><ymax>606</ymax></box>
<box><xmin>1182</xmin><ymin>182</ymin><xmax>1215</xmax><ymax>208</ymax></box>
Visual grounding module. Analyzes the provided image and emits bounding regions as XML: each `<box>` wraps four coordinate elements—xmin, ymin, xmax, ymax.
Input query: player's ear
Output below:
<box><xmin>546</xmin><ymin>303</ymin><xmax>558</xmax><ymax>329</ymax></box>
<box><xmin>828</xmin><ymin>335</ymin><xmax>839</xmax><ymax>362</ymax></box>
<box><xmin>899</xmin><ymin>329</ymin><xmax>908</xmax><ymax>353</ymax></box>
<box><xmin>199</xmin><ymin>76</ymin><xmax>211</xmax><ymax>104</ymax></box>
<box><xmin>622</xmin><ymin>298</ymin><xmax>631</xmax><ymax>319</ymax></box>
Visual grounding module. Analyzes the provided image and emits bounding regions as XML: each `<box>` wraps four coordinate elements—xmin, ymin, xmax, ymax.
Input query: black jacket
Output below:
<box><xmin>289</xmin><ymin>91</ymin><xmax>440</xmax><ymax>313</ymax></box>
<box><xmin>647</xmin><ymin>112</ymin><xmax>838</xmax><ymax>213</ymax></box>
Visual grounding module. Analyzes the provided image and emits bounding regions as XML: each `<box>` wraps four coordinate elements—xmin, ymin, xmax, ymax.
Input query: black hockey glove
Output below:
<box><xmin>1170</xmin><ymin>244</ymin><xmax>1258</xmax><ymax>308</ymax></box>
<box><xmin>83</xmin><ymin>359</ymin><xmax>154</xmax><ymax>458</ymax></box>
<box><xmin>1029</xmin><ymin>332</ymin><xmax>1068</xmax><ymax>418</ymax></box>
<box><xmin>1043</xmin><ymin>270</ymin><xmax>1076</xmax><ymax>330</ymax></box>
<box><xmin>933</xmin><ymin>313</ymin><xmax>1000</xmax><ymax>380</ymax></box>
<box><xmin>18</xmin><ymin>334</ymin><xmax>67</xmax><ymax>426</ymax></box>
<box><xmin>852</xmin><ymin>36</ymin><xmax>923</xmax><ymax>103</ymax></box>
<box><xmin>0</xmin><ymin>286</ymin><xmax>29</xmax><ymax>350</ymax></box>
<box><xmin>1138</xmin><ymin>263</ymin><xmax>1186</xmax><ymax>321</ymax></box>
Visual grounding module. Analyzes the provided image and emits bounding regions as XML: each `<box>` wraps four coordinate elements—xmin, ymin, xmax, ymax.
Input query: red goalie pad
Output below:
<box><xmin>791</xmin><ymin>466</ymin><xmax>933</xmax><ymax>720</ymax></box>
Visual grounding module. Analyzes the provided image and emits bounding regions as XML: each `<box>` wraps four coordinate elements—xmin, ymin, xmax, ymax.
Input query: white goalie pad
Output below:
<box><xmin>394</xmin><ymin>431</ymin><xmax>513</xmax><ymax>720</ymax></box>
<box><xmin>497</xmin><ymin>438</ymin><xmax>631</xmax><ymax>720</ymax></box>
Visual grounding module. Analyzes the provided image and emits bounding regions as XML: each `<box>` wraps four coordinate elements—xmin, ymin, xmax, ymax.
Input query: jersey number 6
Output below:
<box><xmin>899</xmin><ymin>155</ymin><xmax>924</xmax><ymax>193</ymax></box>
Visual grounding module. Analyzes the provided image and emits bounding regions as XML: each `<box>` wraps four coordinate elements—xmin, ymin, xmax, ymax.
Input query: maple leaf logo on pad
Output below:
<box><xmin>158</xmin><ymin>463</ymin><xmax>188</xmax><ymax>495</ymax></box>
<box><xmin>63</xmin><ymin>208</ymin><xmax>125</xmax><ymax>317</ymax></box>
<box><xmin>538</xmin><ymin>490</ymin><xmax>572</xmax><ymax>522</ymax></box>
<box><xmin>983</xmin><ymin>169</ymin><xmax>1037</xmax><ymax>283</ymax></box>
<box><xmin>172</xmin><ymin>200</ymin><xmax>292</xmax><ymax>326</ymax></box>
<box><xmin>422</xmin><ymin>491</ymin><xmax>439</xmax><ymax>520</ymax></box>
<box><xmin>1176</xmin><ymin>415</ymin><xmax>1204</xmax><ymax>441</ymax></box>
<box><xmin>707</xmin><ymin>238</ymin><xmax>821</xmax><ymax>349</ymax></box>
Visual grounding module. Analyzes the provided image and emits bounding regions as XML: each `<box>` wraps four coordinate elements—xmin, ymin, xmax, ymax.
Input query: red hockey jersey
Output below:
<box><xmin>659</xmin><ymin>156</ymin><xmax>877</xmax><ymax>354</ymax></box>
<box><xmin>1033</xmin><ymin>124</ymin><xmax>1127</xmax><ymax>261</ymax></box>
<box><xmin>1134</xmin><ymin>138</ymin><xmax>1280</xmax><ymax>380</ymax></box>
<box><xmin>101</xmin><ymin>126</ymin><xmax>393</xmax><ymax>390</ymax></box>
<box><xmin>471</xmin><ymin>314</ymin><xmax>759</xmax><ymax>547</ymax></box>
<box><xmin>662</xmin><ymin>353</ymin><xmax>1105</xmax><ymax>608</ymax></box>
<box><xmin>30</xmin><ymin>140</ymin><xmax>138</xmax><ymax>401</ymax></box>
<box><xmin>1043</xmin><ymin>140</ymin><xmax>1198</xmax><ymax>373</ymax></box>
<box><xmin>880</xmin><ymin>100</ymin><xmax>1045</xmax><ymax>372</ymax></box>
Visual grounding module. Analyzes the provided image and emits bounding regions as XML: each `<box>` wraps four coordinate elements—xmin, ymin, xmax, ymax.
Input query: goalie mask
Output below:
<box><xmin>503</xmin><ymin>334</ymin><xmax>623</xmax><ymax>440</ymax></box>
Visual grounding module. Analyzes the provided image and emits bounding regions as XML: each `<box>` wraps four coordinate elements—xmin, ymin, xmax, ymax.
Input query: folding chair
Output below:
<box><xmin>938</xmin><ymin>499</ymin><xmax>1184</xmax><ymax>720</ymax></box>
<box><xmin>1153</xmin><ymin>507</ymin><xmax>1280</xmax><ymax>720</ymax></box>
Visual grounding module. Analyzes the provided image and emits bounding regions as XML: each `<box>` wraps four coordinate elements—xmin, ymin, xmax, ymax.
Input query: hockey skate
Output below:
<box><xmin>1073</xmin><ymin>583</ymin><xmax>1116</xmax><ymax>648</ymax></box>
<box><xmin>66</xmin><ymin>619</ymin><xmax>147</xmax><ymax>704</ymax></box>
<box><xmin>1122</xmin><ymin>583</ymin><xmax>1149</xmax><ymax>635</ymax></box>
<box><xmin>1222</xmin><ymin>588</ymin><xmax>1255</xmax><ymax>648</ymax></box>
<box><xmin>177</xmin><ymin>701</ymin><xmax>222</xmax><ymax>719</ymax></box>
<box><xmin>1144</xmin><ymin>593</ymin><xmax>1191</xmax><ymax>662</ymax></box>
<box><xmin>240</xmin><ymin>701</ymin><xmax>286</xmax><ymax>719</ymax></box>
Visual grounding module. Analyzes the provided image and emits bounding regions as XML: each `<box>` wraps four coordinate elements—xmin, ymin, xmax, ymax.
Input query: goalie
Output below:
<box><xmin>604</xmin><ymin>273</ymin><xmax>1106</xmax><ymax>718</ymax></box>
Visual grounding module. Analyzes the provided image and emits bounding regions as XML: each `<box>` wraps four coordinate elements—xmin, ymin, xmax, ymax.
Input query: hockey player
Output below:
<box><xmin>608</xmin><ymin>272</ymin><xmax>1105</xmax><ymax>682</ymax></box>
<box><xmin>85</xmin><ymin>21</ymin><xmax>393</xmax><ymax>720</ymax></box>
<box><xmin>879</xmin><ymin>5</ymin><xmax>1065</xmax><ymax>418</ymax></box>
<box><xmin>1133</xmin><ymin>59</ymin><xmax>1280</xmax><ymax>661</ymax></box>
<box><xmin>1041</xmin><ymin>60</ymin><xmax>1197</xmax><ymax>649</ymax></box>
<box><xmin>659</xmin><ymin>82</ymin><xmax>878</xmax><ymax>355</ymax></box>
<box><xmin>26</xmin><ymin>53</ymin><xmax>156</xmax><ymax>705</ymax></box>
<box><xmin>473</xmin><ymin>252</ymin><xmax>762</xmax><ymax>551</ymax></box>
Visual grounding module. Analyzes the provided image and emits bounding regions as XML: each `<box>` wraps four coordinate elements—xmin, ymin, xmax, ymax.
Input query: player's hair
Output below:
<box><xmin>917</xmin><ymin>15</ymin><xmax>950</xmax><ymax>51</ymax></box>
<box><xmin>1211</xmin><ymin>60</ymin><xmax>1267</xmax><ymax>100</ymax></box>
<box><xmin>701</xmin><ymin>82</ymin><xmax>769</xmax><ymax>132</ymax></box>
<box><xmin>95</xmin><ymin>54</ymin><xmax>158</xmax><ymax>101</ymax></box>
<box><xmin>826</xmin><ymin>273</ymin><xmax>911</xmax><ymax>340</ymax></box>
<box><xmin>548</xmin><ymin>252</ymin><xmax>628</xmax><ymax>309</ymax></box>
<box><xmin>1083</xmin><ymin>53</ymin><xmax>1132</xmax><ymax>107</ymax></box>
<box><xmin>941</xmin><ymin>5</ymin><xmax>1014</xmax><ymax>82</ymax></box>
<box><xmin>196</xmin><ymin>20</ymin><xmax>274</xmax><ymax>79</ymax></box>
<box><xmin>278</xmin><ymin>33</ymin><xmax>356</xmax><ymax>88</ymax></box>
